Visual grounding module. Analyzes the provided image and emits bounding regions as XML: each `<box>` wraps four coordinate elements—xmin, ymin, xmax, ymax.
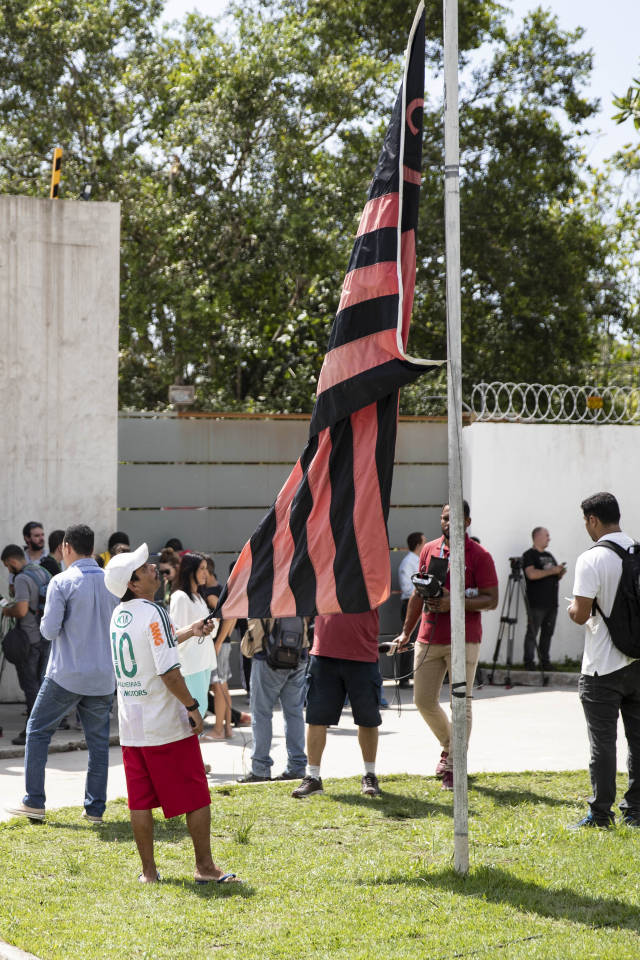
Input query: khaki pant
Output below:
<box><xmin>413</xmin><ymin>641</ymin><xmax>480</xmax><ymax>772</ymax></box>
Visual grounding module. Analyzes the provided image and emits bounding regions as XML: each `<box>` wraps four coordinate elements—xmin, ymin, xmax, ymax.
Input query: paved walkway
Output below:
<box><xmin>0</xmin><ymin>677</ymin><xmax>629</xmax><ymax>821</ymax></box>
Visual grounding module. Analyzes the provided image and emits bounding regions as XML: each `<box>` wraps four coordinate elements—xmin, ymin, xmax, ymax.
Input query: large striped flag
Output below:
<box><xmin>218</xmin><ymin>2</ymin><xmax>440</xmax><ymax>618</ymax></box>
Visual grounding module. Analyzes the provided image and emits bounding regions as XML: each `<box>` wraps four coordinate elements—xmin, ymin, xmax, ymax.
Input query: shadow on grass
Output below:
<box><xmin>160</xmin><ymin>876</ymin><xmax>254</xmax><ymax>898</ymax></box>
<box><xmin>329</xmin><ymin>790</ymin><xmax>455</xmax><ymax>820</ymax></box>
<box><xmin>46</xmin><ymin>817</ymin><xmax>211</xmax><ymax>843</ymax></box>
<box><xmin>468</xmin><ymin>779</ymin><xmax>570</xmax><ymax>809</ymax></box>
<box><xmin>380</xmin><ymin>865</ymin><xmax>640</xmax><ymax>932</ymax></box>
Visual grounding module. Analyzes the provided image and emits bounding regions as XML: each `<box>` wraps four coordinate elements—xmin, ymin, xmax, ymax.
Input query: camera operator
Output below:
<box><xmin>522</xmin><ymin>527</ymin><xmax>566</xmax><ymax>671</ymax></box>
<box><xmin>396</xmin><ymin>501</ymin><xmax>498</xmax><ymax>790</ymax></box>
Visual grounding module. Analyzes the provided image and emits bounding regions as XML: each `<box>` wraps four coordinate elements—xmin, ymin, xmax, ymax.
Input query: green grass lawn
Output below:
<box><xmin>2</xmin><ymin>772</ymin><xmax>640</xmax><ymax>960</ymax></box>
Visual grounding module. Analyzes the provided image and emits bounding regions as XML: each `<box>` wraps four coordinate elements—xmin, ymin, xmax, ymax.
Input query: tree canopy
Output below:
<box><xmin>0</xmin><ymin>0</ymin><xmax>637</xmax><ymax>411</ymax></box>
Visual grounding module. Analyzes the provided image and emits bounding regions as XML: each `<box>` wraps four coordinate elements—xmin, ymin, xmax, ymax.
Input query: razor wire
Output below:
<box><xmin>470</xmin><ymin>382</ymin><xmax>640</xmax><ymax>424</ymax></box>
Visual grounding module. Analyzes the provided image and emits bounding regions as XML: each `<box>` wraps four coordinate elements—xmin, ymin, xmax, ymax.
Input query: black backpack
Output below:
<box><xmin>261</xmin><ymin>617</ymin><xmax>305</xmax><ymax>670</ymax></box>
<box><xmin>591</xmin><ymin>540</ymin><xmax>640</xmax><ymax>658</ymax></box>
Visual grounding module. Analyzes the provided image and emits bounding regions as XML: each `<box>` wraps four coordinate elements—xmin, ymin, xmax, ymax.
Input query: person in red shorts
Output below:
<box><xmin>396</xmin><ymin>502</ymin><xmax>498</xmax><ymax>791</ymax></box>
<box><xmin>105</xmin><ymin>544</ymin><xmax>240</xmax><ymax>885</ymax></box>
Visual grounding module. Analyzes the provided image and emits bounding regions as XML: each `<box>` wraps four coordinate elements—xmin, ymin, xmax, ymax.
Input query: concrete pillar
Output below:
<box><xmin>0</xmin><ymin>196</ymin><xmax>119</xmax><ymax>700</ymax></box>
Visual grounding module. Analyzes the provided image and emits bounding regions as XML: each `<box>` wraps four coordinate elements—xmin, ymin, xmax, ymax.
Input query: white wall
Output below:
<box><xmin>0</xmin><ymin>197</ymin><xmax>120</xmax><ymax>699</ymax></box>
<box><xmin>463</xmin><ymin>422</ymin><xmax>640</xmax><ymax>664</ymax></box>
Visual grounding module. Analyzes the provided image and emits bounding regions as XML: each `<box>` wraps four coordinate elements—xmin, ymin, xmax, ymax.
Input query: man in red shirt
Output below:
<box><xmin>291</xmin><ymin>609</ymin><xmax>383</xmax><ymax>799</ymax></box>
<box><xmin>396</xmin><ymin>501</ymin><xmax>498</xmax><ymax>790</ymax></box>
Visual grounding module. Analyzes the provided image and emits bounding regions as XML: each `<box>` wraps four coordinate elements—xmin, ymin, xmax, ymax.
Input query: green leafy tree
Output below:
<box><xmin>1</xmin><ymin>0</ymin><xmax>636</xmax><ymax>410</ymax></box>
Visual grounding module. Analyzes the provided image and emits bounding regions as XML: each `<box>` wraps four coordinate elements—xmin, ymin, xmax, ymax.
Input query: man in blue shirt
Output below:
<box><xmin>5</xmin><ymin>524</ymin><xmax>117</xmax><ymax>823</ymax></box>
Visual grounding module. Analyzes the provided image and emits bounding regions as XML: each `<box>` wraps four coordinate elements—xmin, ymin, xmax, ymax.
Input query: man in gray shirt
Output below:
<box><xmin>1</xmin><ymin>545</ymin><xmax>52</xmax><ymax>744</ymax></box>
<box><xmin>5</xmin><ymin>524</ymin><xmax>117</xmax><ymax>823</ymax></box>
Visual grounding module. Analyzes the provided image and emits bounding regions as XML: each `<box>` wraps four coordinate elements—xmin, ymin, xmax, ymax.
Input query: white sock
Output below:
<box><xmin>364</xmin><ymin>761</ymin><xmax>376</xmax><ymax>775</ymax></box>
<box><xmin>307</xmin><ymin>764</ymin><xmax>321</xmax><ymax>779</ymax></box>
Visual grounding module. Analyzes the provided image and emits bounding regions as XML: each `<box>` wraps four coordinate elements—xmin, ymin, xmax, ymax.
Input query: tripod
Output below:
<box><xmin>489</xmin><ymin>560</ymin><xmax>547</xmax><ymax>688</ymax></box>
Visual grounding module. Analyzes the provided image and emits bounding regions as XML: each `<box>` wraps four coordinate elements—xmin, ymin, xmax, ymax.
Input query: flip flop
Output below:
<box><xmin>195</xmin><ymin>872</ymin><xmax>241</xmax><ymax>885</ymax></box>
<box><xmin>138</xmin><ymin>872</ymin><xmax>161</xmax><ymax>883</ymax></box>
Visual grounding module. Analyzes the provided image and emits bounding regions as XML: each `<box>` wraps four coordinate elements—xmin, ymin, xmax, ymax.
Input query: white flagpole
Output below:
<box><xmin>443</xmin><ymin>0</ymin><xmax>468</xmax><ymax>874</ymax></box>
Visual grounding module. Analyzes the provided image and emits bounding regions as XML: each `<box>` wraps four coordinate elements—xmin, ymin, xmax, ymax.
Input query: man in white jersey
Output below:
<box><xmin>105</xmin><ymin>544</ymin><xmax>240</xmax><ymax>883</ymax></box>
<box><xmin>568</xmin><ymin>492</ymin><xmax>640</xmax><ymax>828</ymax></box>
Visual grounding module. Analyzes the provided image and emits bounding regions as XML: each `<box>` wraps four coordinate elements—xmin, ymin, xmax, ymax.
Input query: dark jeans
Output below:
<box><xmin>15</xmin><ymin>638</ymin><xmax>51</xmax><ymax>716</ymax></box>
<box><xmin>523</xmin><ymin>606</ymin><xmax>557</xmax><ymax>666</ymax></box>
<box><xmin>578</xmin><ymin>661</ymin><xmax>640</xmax><ymax>822</ymax></box>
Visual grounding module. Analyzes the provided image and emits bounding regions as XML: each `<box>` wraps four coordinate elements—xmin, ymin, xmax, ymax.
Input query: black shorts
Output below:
<box><xmin>305</xmin><ymin>655</ymin><xmax>382</xmax><ymax>727</ymax></box>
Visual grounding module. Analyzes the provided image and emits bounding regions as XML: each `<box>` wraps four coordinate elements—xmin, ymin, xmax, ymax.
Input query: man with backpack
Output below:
<box><xmin>568</xmin><ymin>492</ymin><xmax>640</xmax><ymax>828</ymax></box>
<box><xmin>236</xmin><ymin>617</ymin><xmax>309</xmax><ymax>783</ymax></box>
<box><xmin>1</xmin><ymin>544</ymin><xmax>52</xmax><ymax>744</ymax></box>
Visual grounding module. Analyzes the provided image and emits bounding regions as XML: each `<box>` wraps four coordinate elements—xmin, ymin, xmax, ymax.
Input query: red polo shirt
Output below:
<box><xmin>417</xmin><ymin>535</ymin><xmax>498</xmax><ymax>645</ymax></box>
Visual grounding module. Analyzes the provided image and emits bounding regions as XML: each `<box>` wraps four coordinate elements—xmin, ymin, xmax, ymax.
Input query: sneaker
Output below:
<box><xmin>361</xmin><ymin>773</ymin><xmax>381</xmax><ymax>797</ymax></box>
<box><xmin>435</xmin><ymin>750</ymin><xmax>449</xmax><ymax>778</ymax></box>
<box><xmin>380</xmin><ymin>696</ymin><xmax>389</xmax><ymax>708</ymax></box>
<box><xmin>291</xmin><ymin>776</ymin><xmax>323</xmax><ymax>798</ymax></box>
<box><xmin>82</xmin><ymin>811</ymin><xmax>103</xmax><ymax>824</ymax></box>
<box><xmin>11</xmin><ymin>730</ymin><xmax>26</xmax><ymax>746</ymax></box>
<box><xmin>441</xmin><ymin>770</ymin><xmax>454</xmax><ymax>791</ymax></box>
<box><xmin>567</xmin><ymin>812</ymin><xmax>614</xmax><ymax>830</ymax></box>
<box><xmin>273</xmin><ymin>771</ymin><xmax>303</xmax><ymax>781</ymax></box>
<box><xmin>622</xmin><ymin>814</ymin><xmax>640</xmax><ymax>827</ymax></box>
<box><xmin>5</xmin><ymin>801</ymin><xmax>45</xmax><ymax>821</ymax></box>
<box><xmin>237</xmin><ymin>773</ymin><xmax>270</xmax><ymax>784</ymax></box>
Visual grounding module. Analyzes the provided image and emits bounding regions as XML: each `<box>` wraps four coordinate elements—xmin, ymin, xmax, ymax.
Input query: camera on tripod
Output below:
<box><xmin>509</xmin><ymin>556</ymin><xmax>523</xmax><ymax>574</ymax></box>
<box><xmin>412</xmin><ymin>556</ymin><xmax>449</xmax><ymax>609</ymax></box>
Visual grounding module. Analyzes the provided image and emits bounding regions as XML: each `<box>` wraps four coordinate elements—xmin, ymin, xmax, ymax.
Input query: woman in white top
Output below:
<box><xmin>170</xmin><ymin>553</ymin><xmax>218</xmax><ymax>722</ymax></box>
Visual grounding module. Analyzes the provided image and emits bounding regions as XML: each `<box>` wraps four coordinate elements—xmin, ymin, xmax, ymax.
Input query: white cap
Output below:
<box><xmin>104</xmin><ymin>542</ymin><xmax>149</xmax><ymax>599</ymax></box>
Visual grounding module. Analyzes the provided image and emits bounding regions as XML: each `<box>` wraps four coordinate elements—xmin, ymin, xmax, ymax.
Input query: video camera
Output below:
<box><xmin>508</xmin><ymin>556</ymin><xmax>523</xmax><ymax>575</ymax></box>
<box><xmin>411</xmin><ymin>556</ymin><xmax>449</xmax><ymax>609</ymax></box>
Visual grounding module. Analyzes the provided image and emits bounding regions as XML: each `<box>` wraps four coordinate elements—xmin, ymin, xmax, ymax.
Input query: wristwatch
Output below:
<box><xmin>185</xmin><ymin>700</ymin><xmax>200</xmax><ymax>712</ymax></box>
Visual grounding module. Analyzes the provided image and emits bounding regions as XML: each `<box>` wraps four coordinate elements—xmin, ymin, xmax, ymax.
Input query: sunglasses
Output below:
<box><xmin>159</xmin><ymin>568</ymin><xmax>172</xmax><ymax>576</ymax></box>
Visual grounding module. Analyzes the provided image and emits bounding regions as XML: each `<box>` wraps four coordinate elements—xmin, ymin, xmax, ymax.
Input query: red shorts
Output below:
<box><xmin>122</xmin><ymin>734</ymin><xmax>211</xmax><ymax>819</ymax></box>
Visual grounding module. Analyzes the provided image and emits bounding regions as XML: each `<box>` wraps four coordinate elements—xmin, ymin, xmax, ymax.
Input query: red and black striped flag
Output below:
<box><xmin>219</xmin><ymin>3</ymin><xmax>439</xmax><ymax>618</ymax></box>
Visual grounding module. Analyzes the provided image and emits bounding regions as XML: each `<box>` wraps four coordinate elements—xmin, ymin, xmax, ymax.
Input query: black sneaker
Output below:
<box><xmin>291</xmin><ymin>776</ymin><xmax>323</xmax><ymax>798</ymax></box>
<box><xmin>236</xmin><ymin>773</ymin><xmax>270</xmax><ymax>784</ymax></box>
<box><xmin>361</xmin><ymin>773</ymin><xmax>381</xmax><ymax>797</ymax></box>
<box><xmin>567</xmin><ymin>812</ymin><xmax>614</xmax><ymax>830</ymax></box>
<box><xmin>273</xmin><ymin>771</ymin><xmax>303</xmax><ymax>781</ymax></box>
<box><xmin>11</xmin><ymin>730</ymin><xmax>26</xmax><ymax>746</ymax></box>
<box><xmin>622</xmin><ymin>814</ymin><xmax>640</xmax><ymax>827</ymax></box>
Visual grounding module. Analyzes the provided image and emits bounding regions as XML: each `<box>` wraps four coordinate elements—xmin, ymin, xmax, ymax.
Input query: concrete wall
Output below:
<box><xmin>0</xmin><ymin>196</ymin><xmax>120</xmax><ymax>700</ymax></box>
<box><xmin>463</xmin><ymin>422</ymin><xmax>640</xmax><ymax>664</ymax></box>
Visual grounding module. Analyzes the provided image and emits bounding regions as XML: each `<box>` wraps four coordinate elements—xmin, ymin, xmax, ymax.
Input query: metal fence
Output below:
<box><xmin>471</xmin><ymin>382</ymin><xmax>640</xmax><ymax>424</ymax></box>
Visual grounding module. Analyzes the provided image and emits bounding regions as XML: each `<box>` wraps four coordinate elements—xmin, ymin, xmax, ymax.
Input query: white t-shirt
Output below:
<box><xmin>572</xmin><ymin>531</ymin><xmax>636</xmax><ymax>677</ymax></box>
<box><xmin>169</xmin><ymin>589</ymin><xmax>217</xmax><ymax>676</ymax></box>
<box><xmin>398</xmin><ymin>551</ymin><xmax>420</xmax><ymax>599</ymax></box>
<box><xmin>110</xmin><ymin>598</ymin><xmax>192</xmax><ymax>747</ymax></box>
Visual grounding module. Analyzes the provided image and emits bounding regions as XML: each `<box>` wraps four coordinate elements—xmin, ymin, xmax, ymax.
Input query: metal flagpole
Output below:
<box><xmin>443</xmin><ymin>0</ymin><xmax>469</xmax><ymax>874</ymax></box>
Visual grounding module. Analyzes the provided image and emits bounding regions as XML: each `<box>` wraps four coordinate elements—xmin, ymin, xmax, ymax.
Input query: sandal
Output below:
<box><xmin>138</xmin><ymin>872</ymin><xmax>161</xmax><ymax>883</ymax></box>
<box><xmin>195</xmin><ymin>872</ymin><xmax>241</xmax><ymax>885</ymax></box>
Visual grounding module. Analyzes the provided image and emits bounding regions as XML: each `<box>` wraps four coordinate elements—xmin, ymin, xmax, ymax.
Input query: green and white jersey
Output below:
<box><xmin>110</xmin><ymin>598</ymin><xmax>192</xmax><ymax>747</ymax></box>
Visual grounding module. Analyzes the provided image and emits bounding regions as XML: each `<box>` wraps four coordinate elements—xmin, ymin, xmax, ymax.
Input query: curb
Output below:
<box><xmin>477</xmin><ymin>668</ymin><xmax>579</xmax><ymax>688</ymax></box>
<box><xmin>0</xmin><ymin>733</ymin><xmax>120</xmax><ymax>761</ymax></box>
<box><xmin>0</xmin><ymin>939</ymin><xmax>43</xmax><ymax>960</ymax></box>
